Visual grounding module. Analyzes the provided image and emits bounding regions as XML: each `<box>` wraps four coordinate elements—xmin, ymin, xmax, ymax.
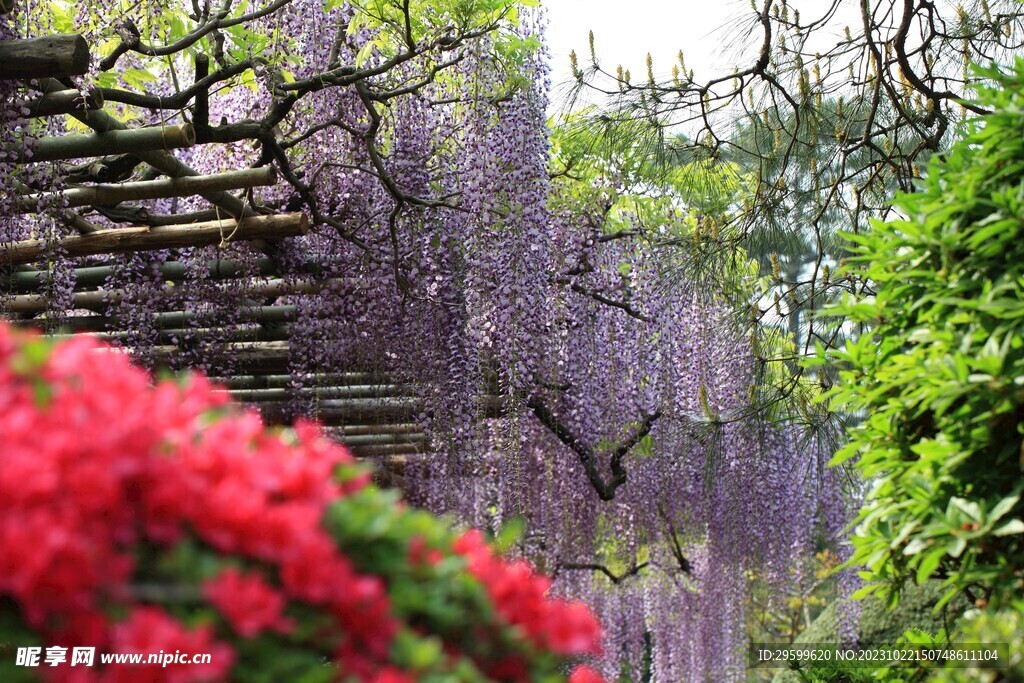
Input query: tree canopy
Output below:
<box><xmin>568</xmin><ymin>0</ymin><xmax>1024</xmax><ymax>357</ymax></box>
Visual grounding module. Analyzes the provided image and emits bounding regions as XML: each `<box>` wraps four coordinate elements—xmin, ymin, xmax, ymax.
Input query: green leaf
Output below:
<box><xmin>355</xmin><ymin>40</ymin><xmax>376</xmax><ymax>67</ymax></box>
<box><xmin>992</xmin><ymin>519</ymin><xmax>1024</xmax><ymax>536</ymax></box>
<box><xmin>990</xmin><ymin>494</ymin><xmax>1020</xmax><ymax>522</ymax></box>
<box><xmin>915</xmin><ymin>546</ymin><xmax>946</xmax><ymax>584</ymax></box>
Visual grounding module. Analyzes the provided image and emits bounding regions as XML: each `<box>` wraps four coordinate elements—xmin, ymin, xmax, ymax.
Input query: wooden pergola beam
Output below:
<box><xmin>0</xmin><ymin>212</ymin><xmax>307</xmax><ymax>269</ymax></box>
<box><xmin>24</xmin><ymin>124</ymin><xmax>195</xmax><ymax>163</ymax></box>
<box><xmin>0</xmin><ymin>34</ymin><xmax>89</xmax><ymax>79</ymax></box>
<box><xmin>18</xmin><ymin>167</ymin><xmax>277</xmax><ymax>212</ymax></box>
<box><xmin>23</xmin><ymin>87</ymin><xmax>103</xmax><ymax>118</ymax></box>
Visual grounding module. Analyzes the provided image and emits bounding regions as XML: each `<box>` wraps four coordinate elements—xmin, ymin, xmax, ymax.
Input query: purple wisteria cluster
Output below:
<box><xmin>1</xmin><ymin>2</ymin><xmax>855</xmax><ymax>680</ymax></box>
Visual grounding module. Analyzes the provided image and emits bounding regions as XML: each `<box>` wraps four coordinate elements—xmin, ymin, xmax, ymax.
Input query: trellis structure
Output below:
<box><xmin>0</xmin><ymin>23</ymin><xmax>430</xmax><ymax>477</ymax></box>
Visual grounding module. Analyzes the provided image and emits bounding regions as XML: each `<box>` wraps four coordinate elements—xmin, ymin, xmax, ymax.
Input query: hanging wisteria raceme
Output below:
<box><xmin>0</xmin><ymin>2</ymin><xmax>856</xmax><ymax>681</ymax></box>
<box><xmin>426</xmin><ymin>222</ymin><xmax>858</xmax><ymax>680</ymax></box>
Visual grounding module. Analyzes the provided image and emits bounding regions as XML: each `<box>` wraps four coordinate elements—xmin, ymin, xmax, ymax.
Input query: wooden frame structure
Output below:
<box><xmin>0</xmin><ymin>25</ymin><xmax>428</xmax><ymax>476</ymax></box>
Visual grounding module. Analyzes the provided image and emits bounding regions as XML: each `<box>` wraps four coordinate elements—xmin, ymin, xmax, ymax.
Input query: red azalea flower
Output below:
<box><xmin>568</xmin><ymin>665</ymin><xmax>606</xmax><ymax>683</ymax></box>
<box><xmin>203</xmin><ymin>568</ymin><xmax>293</xmax><ymax>637</ymax></box>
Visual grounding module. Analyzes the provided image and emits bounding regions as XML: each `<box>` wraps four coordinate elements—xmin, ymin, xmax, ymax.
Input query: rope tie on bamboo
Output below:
<box><xmin>161</xmin><ymin>117</ymin><xmax>170</xmax><ymax>151</ymax></box>
<box><xmin>216</xmin><ymin>206</ymin><xmax>241</xmax><ymax>247</ymax></box>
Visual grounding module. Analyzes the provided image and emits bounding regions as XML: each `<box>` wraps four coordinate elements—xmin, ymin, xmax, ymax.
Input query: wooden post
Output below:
<box><xmin>24</xmin><ymin>124</ymin><xmax>196</xmax><ymax>163</ymax></box>
<box><xmin>18</xmin><ymin>167</ymin><xmax>276</xmax><ymax>211</ymax></box>
<box><xmin>0</xmin><ymin>212</ymin><xmax>307</xmax><ymax>267</ymax></box>
<box><xmin>0</xmin><ymin>35</ymin><xmax>90</xmax><ymax>79</ymax></box>
<box><xmin>22</xmin><ymin>87</ymin><xmax>103</xmax><ymax>118</ymax></box>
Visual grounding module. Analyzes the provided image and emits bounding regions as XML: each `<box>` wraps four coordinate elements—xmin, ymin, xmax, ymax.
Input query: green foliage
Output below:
<box><xmin>787</xmin><ymin>581</ymin><xmax>961</xmax><ymax>656</ymax></box>
<box><xmin>770</xmin><ymin>582</ymin><xmax>967</xmax><ymax>683</ymax></box>
<box><xmin>37</xmin><ymin>0</ymin><xmax>537</xmax><ymax>117</ymax></box>
<box><xmin>819</xmin><ymin>61</ymin><xmax>1024</xmax><ymax>612</ymax></box>
<box><xmin>926</xmin><ymin>601</ymin><xmax>1024</xmax><ymax>682</ymax></box>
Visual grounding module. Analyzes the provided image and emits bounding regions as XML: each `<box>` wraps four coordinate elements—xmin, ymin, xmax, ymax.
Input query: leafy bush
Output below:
<box><xmin>770</xmin><ymin>582</ymin><xmax>963</xmax><ymax>683</ymax></box>
<box><xmin>0</xmin><ymin>323</ymin><xmax>604</xmax><ymax>682</ymax></box>
<box><xmin>821</xmin><ymin>60</ymin><xmax>1024</xmax><ymax>611</ymax></box>
<box><xmin>927</xmin><ymin>601</ymin><xmax>1024</xmax><ymax>682</ymax></box>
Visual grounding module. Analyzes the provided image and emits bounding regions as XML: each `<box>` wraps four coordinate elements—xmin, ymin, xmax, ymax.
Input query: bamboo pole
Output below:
<box><xmin>349</xmin><ymin>445</ymin><xmax>421</xmax><ymax>458</ymax></box>
<box><xmin>17</xmin><ymin>167</ymin><xmax>276</xmax><ymax>212</ymax></box>
<box><xmin>217</xmin><ymin>373</ymin><xmax>384</xmax><ymax>390</ymax></box>
<box><xmin>325</xmin><ymin>423</ymin><xmax>422</xmax><ymax>437</ymax></box>
<box><xmin>337</xmin><ymin>433</ymin><xmax>426</xmax><ymax>446</ymax></box>
<box><xmin>38</xmin><ymin>325</ymin><xmax>291</xmax><ymax>345</ymax></box>
<box><xmin>41</xmin><ymin>79</ymin><xmax>252</xmax><ymax>222</ymax></box>
<box><xmin>223</xmin><ymin>384</ymin><xmax>413</xmax><ymax>402</ymax></box>
<box><xmin>24</xmin><ymin>124</ymin><xmax>195</xmax><ymax>163</ymax></box>
<box><xmin>0</xmin><ymin>212</ymin><xmax>307</xmax><ymax>267</ymax></box>
<box><xmin>88</xmin><ymin>342</ymin><xmax>399</xmax><ymax>375</ymax></box>
<box><xmin>0</xmin><ymin>34</ymin><xmax>89</xmax><ymax>79</ymax></box>
<box><xmin>258</xmin><ymin>397</ymin><xmax>425</xmax><ymax>423</ymax></box>
<box><xmin>5</xmin><ymin>257</ymin><xmax>323</xmax><ymax>292</ymax></box>
<box><xmin>3</xmin><ymin>272</ymin><xmax>356</xmax><ymax>314</ymax></box>
<box><xmin>22</xmin><ymin>306</ymin><xmax>299</xmax><ymax>331</ymax></box>
<box><xmin>258</xmin><ymin>395</ymin><xmax>508</xmax><ymax>423</ymax></box>
<box><xmin>23</xmin><ymin>87</ymin><xmax>103</xmax><ymax>118</ymax></box>
<box><xmin>12</xmin><ymin>179</ymin><xmax>99</xmax><ymax>234</ymax></box>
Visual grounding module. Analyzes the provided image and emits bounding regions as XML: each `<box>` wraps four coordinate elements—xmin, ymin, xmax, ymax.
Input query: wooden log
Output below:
<box><xmin>0</xmin><ymin>212</ymin><xmax>307</xmax><ymax>267</ymax></box>
<box><xmin>18</xmin><ymin>167</ymin><xmax>276</xmax><ymax>212</ymax></box>
<box><xmin>0</xmin><ymin>34</ymin><xmax>89</xmax><ymax>79</ymax></box>
<box><xmin>24</xmin><ymin>124</ymin><xmax>196</xmax><ymax>163</ymax></box>
<box><xmin>23</xmin><ymin>87</ymin><xmax>103</xmax><ymax>118</ymax></box>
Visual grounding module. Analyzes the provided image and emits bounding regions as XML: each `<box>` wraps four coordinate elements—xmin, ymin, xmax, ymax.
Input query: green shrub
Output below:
<box><xmin>0</xmin><ymin>324</ymin><xmax>604</xmax><ymax>682</ymax></box>
<box><xmin>821</xmin><ymin>60</ymin><xmax>1024</xmax><ymax>611</ymax></box>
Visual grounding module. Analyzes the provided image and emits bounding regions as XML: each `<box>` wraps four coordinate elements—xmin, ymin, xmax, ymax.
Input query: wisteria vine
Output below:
<box><xmin>0</xmin><ymin>1</ymin><xmax>856</xmax><ymax>680</ymax></box>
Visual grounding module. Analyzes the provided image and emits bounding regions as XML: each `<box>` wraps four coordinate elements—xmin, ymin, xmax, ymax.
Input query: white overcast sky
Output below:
<box><xmin>540</xmin><ymin>0</ymin><xmax>862</xmax><ymax>113</ymax></box>
<box><xmin>541</xmin><ymin>0</ymin><xmax>760</xmax><ymax>111</ymax></box>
